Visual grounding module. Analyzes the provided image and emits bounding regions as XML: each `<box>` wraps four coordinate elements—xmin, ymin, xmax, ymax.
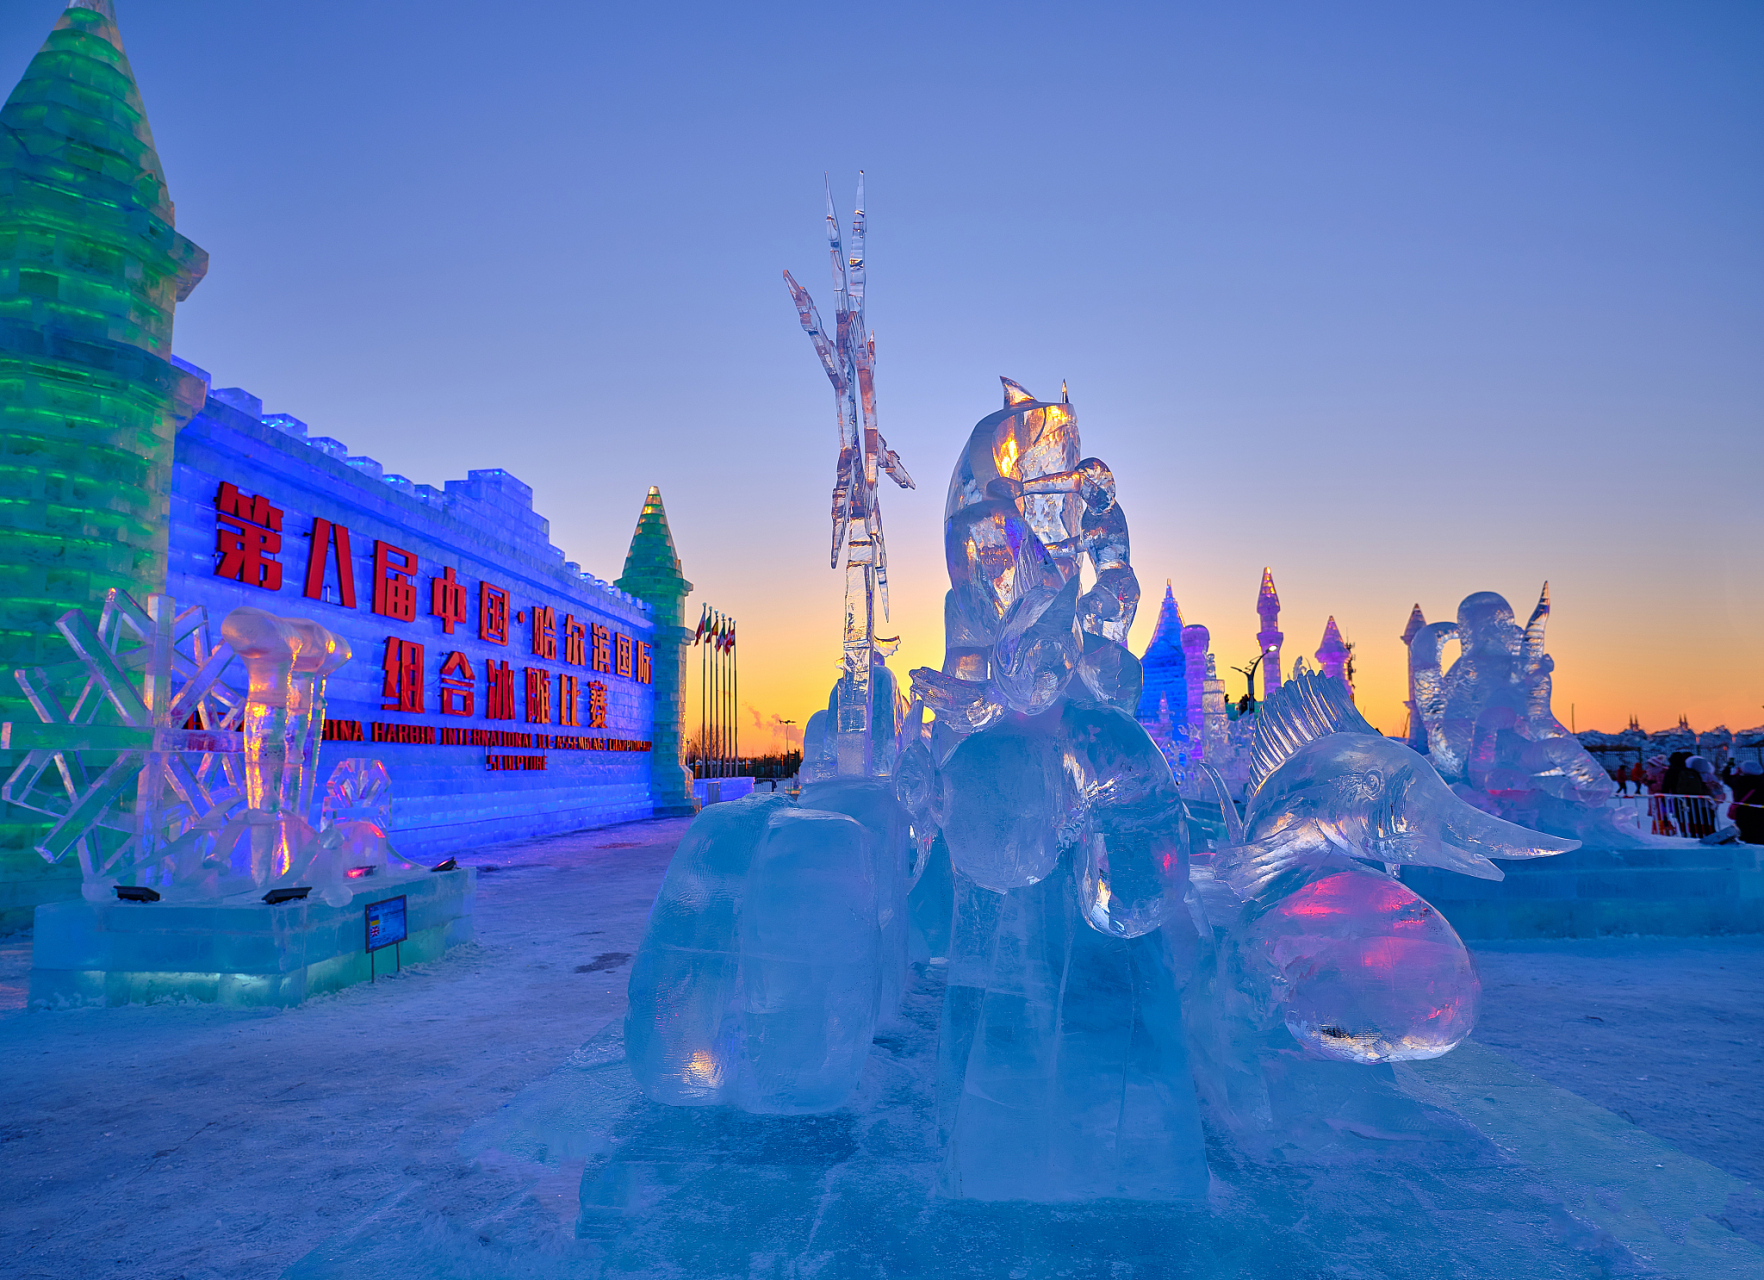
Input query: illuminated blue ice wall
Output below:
<box><xmin>167</xmin><ymin>367</ymin><xmax>663</xmax><ymax>858</ymax></box>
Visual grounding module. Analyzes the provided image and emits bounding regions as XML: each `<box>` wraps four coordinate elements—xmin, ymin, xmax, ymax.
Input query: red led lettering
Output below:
<box><xmin>431</xmin><ymin>566</ymin><xmax>469</xmax><ymax>634</ymax></box>
<box><xmin>381</xmin><ymin>638</ymin><xmax>425</xmax><ymax>714</ymax></box>
<box><xmin>485</xmin><ymin>659</ymin><xmax>515</xmax><ymax>720</ymax></box>
<box><xmin>524</xmin><ymin>667</ymin><xmax>551</xmax><ymax>724</ymax></box>
<box><xmin>531</xmin><ymin>605</ymin><xmax>557</xmax><ymax>660</ymax></box>
<box><xmin>372</xmin><ymin>541</ymin><xmax>418</xmax><ymax>621</ymax></box>
<box><xmin>439</xmin><ymin>651</ymin><xmax>475</xmax><ymax>716</ymax></box>
<box><xmin>214</xmin><ymin>482</ymin><xmax>284</xmax><ymax>591</ymax></box>
<box><xmin>480</xmin><ymin>582</ymin><xmax>509</xmax><ymax>646</ymax></box>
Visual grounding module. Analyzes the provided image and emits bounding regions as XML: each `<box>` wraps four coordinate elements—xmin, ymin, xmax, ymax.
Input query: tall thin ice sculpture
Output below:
<box><xmin>784</xmin><ymin>174</ymin><xmax>915</xmax><ymax>776</ymax></box>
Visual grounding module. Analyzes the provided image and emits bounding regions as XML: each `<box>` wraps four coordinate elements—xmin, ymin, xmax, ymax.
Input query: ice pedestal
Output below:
<box><xmin>28</xmin><ymin>867</ymin><xmax>475</xmax><ymax>1008</ymax></box>
<box><xmin>937</xmin><ymin>857</ymin><xmax>1208</xmax><ymax>1202</ymax></box>
<box><xmin>625</xmin><ymin>786</ymin><xmax>911</xmax><ymax>1114</ymax></box>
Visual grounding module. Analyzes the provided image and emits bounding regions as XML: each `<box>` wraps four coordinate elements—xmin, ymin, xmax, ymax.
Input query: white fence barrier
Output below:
<box><xmin>1610</xmin><ymin>793</ymin><xmax>1732</xmax><ymax>839</ymax></box>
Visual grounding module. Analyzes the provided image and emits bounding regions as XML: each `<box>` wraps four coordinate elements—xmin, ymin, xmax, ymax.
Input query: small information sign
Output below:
<box><xmin>365</xmin><ymin>895</ymin><xmax>408</xmax><ymax>953</ymax></box>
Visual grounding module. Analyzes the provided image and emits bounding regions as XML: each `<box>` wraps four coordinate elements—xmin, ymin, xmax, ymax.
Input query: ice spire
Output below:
<box><xmin>1400</xmin><ymin>603</ymin><xmax>1429</xmax><ymax>751</ymax></box>
<box><xmin>1315</xmin><ymin>617</ymin><xmax>1353</xmax><ymax>700</ymax></box>
<box><xmin>1135</xmin><ymin>581</ymin><xmax>1186</xmax><ymax>727</ymax></box>
<box><xmin>784</xmin><ymin>174</ymin><xmax>916</xmax><ymax>777</ymax></box>
<box><xmin>1255</xmin><ymin>567</ymin><xmax>1283</xmax><ymax>703</ymax></box>
<box><xmin>1400</xmin><ymin>603</ymin><xmax>1427</xmax><ymax>648</ymax></box>
<box><xmin>616</xmin><ymin>488</ymin><xmax>696</xmax><ymax>816</ymax></box>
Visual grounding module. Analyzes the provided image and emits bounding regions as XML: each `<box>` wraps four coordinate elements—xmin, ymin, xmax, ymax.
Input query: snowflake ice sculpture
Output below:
<box><xmin>3</xmin><ymin>591</ymin><xmax>247</xmax><ymax>895</ymax></box>
<box><xmin>2</xmin><ymin>590</ymin><xmax>358</xmax><ymax>900</ymax></box>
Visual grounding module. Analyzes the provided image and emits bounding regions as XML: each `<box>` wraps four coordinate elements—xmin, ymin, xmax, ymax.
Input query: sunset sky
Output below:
<box><xmin>7</xmin><ymin>1</ymin><xmax>1758</xmax><ymax>752</ymax></box>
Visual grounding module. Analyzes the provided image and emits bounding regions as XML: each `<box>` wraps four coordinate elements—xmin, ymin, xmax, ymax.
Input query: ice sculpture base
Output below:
<box><xmin>1402</xmin><ymin>840</ymin><xmax>1764</xmax><ymax>939</ymax></box>
<box><xmin>692</xmin><ymin>776</ymin><xmax>756</xmax><ymax>807</ymax></box>
<box><xmin>28</xmin><ymin>868</ymin><xmax>476</xmax><ymax>1008</ymax></box>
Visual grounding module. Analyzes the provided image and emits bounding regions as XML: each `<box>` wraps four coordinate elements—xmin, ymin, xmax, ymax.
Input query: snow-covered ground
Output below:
<box><xmin>0</xmin><ymin>817</ymin><xmax>1758</xmax><ymax>1279</ymax></box>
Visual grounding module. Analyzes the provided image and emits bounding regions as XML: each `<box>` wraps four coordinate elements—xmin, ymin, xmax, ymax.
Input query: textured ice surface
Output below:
<box><xmin>931</xmin><ymin>713</ymin><xmax>1067</xmax><ymax>890</ymax></box>
<box><xmin>626</xmin><ymin>786</ymin><xmax>909</xmax><ymax>1113</ymax></box>
<box><xmin>1237</xmin><ymin>869</ymin><xmax>1480</xmax><ymax>1063</ymax></box>
<box><xmin>625</xmin><ymin>794</ymin><xmax>791</xmax><ymax>1106</ymax></box>
<box><xmin>1061</xmin><ymin>700</ymin><xmax>1188</xmax><ymax>938</ymax></box>
<box><xmin>938</xmin><ymin>858</ymin><xmax>1208</xmax><ymax>1200</ymax></box>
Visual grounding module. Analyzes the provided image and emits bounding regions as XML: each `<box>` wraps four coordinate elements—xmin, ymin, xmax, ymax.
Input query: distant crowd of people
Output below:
<box><xmin>1609</xmin><ymin>751</ymin><xmax>1764</xmax><ymax>843</ymax></box>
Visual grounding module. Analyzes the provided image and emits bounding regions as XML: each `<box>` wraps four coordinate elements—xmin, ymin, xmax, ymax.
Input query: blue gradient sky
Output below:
<box><xmin>7</xmin><ymin>1</ymin><xmax>1759</xmax><ymax>745</ymax></box>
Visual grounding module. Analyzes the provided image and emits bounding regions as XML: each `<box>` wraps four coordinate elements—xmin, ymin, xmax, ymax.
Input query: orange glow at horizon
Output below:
<box><xmin>686</xmin><ymin>472</ymin><xmax>1764</xmax><ymax>761</ymax></box>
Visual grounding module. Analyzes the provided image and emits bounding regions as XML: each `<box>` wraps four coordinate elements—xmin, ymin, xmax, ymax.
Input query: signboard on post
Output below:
<box><xmin>365</xmin><ymin>895</ymin><xmax>407</xmax><ymax>952</ymax></box>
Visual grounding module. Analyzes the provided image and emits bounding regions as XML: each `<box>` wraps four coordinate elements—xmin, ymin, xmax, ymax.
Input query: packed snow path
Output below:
<box><xmin>0</xmin><ymin>817</ymin><xmax>1758</xmax><ymax>1279</ymax></box>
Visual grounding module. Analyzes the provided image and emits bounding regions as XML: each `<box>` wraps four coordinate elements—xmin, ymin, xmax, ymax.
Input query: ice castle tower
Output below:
<box><xmin>616</xmin><ymin>486</ymin><xmax>697</xmax><ymax>817</ymax></box>
<box><xmin>1134</xmin><ymin>581</ymin><xmax>1186</xmax><ymax>730</ymax></box>
<box><xmin>1255</xmin><ymin>567</ymin><xmax>1283</xmax><ymax>702</ymax></box>
<box><xmin>0</xmin><ymin>0</ymin><xmax>209</xmax><ymax>926</ymax></box>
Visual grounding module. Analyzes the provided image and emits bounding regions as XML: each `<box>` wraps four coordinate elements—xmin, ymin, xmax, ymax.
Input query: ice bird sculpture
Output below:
<box><xmin>783</xmin><ymin>174</ymin><xmax>915</xmax><ymax>777</ymax></box>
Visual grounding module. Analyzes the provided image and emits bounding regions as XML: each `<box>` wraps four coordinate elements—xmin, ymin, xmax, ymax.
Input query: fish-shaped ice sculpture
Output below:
<box><xmin>1204</xmin><ymin>670</ymin><xmax>1574</xmax><ymax>1065</ymax></box>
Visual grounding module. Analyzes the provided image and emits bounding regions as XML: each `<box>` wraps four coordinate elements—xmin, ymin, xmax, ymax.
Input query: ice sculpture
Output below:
<box><xmin>0</xmin><ymin>589</ymin><xmax>393</xmax><ymax>902</ymax></box>
<box><xmin>624</xmin><ymin>781</ymin><xmax>915</xmax><ymax>1113</ymax></box>
<box><xmin>896</xmin><ymin>378</ymin><xmax>1207</xmax><ymax>1200</ymax></box>
<box><xmin>1408</xmin><ymin>587</ymin><xmax>1616</xmax><ymax>833</ymax></box>
<box><xmin>627</xmin><ymin>374</ymin><xmax>1585</xmax><ymax>1199</ymax></box>
<box><xmin>783</xmin><ymin>175</ymin><xmax>916</xmax><ymax>779</ymax></box>
<box><xmin>1206</xmin><ymin>670</ymin><xmax>1574</xmax><ymax>1061</ymax></box>
<box><xmin>3</xmin><ymin>591</ymin><xmax>248</xmax><ymax>896</ymax></box>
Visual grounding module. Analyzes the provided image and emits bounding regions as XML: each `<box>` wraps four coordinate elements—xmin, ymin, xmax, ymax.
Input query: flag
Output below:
<box><xmin>722</xmin><ymin>622</ymin><xmax>736</xmax><ymax>652</ymax></box>
<box><xmin>693</xmin><ymin>607</ymin><xmax>707</xmax><ymax>644</ymax></box>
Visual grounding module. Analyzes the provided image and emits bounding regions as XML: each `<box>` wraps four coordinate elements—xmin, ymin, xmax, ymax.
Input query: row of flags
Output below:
<box><xmin>694</xmin><ymin>606</ymin><xmax>736</xmax><ymax>652</ymax></box>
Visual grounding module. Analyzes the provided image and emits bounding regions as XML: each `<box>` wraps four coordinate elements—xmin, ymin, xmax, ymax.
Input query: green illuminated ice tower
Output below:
<box><xmin>616</xmin><ymin>486</ymin><xmax>697</xmax><ymax>817</ymax></box>
<box><xmin>0</xmin><ymin>0</ymin><xmax>208</xmax><ymax>926</ymax></box>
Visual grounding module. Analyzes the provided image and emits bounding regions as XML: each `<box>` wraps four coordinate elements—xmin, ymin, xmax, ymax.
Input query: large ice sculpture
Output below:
<box><xmin>0</xmin><ymin>589</ymin><xmax>388</xmax><ymax>903</ymax></box>
<box><xmin>1185</xmin><ymin>670</ymin><xmax>1573</xmax><ymax>1143</ymax></box>
<box><xmin>627</xmin><ymin>373</ymin><xmax>1584</xmax><ymax>1199</ymax></box>
<box><xmin>784</xmin><ymin>175</ymin><xmax>916</xmax><ymax>779</ymax></box>
<box><xmin>903</xmin><ymin>378</ymin><xmax>1207</xmax><ymax>1201</ymax></box>
<box><xmin>1408</xmin><ymin>587</ymin><xmax>1617</xmax><ymax>834</ymax></box>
